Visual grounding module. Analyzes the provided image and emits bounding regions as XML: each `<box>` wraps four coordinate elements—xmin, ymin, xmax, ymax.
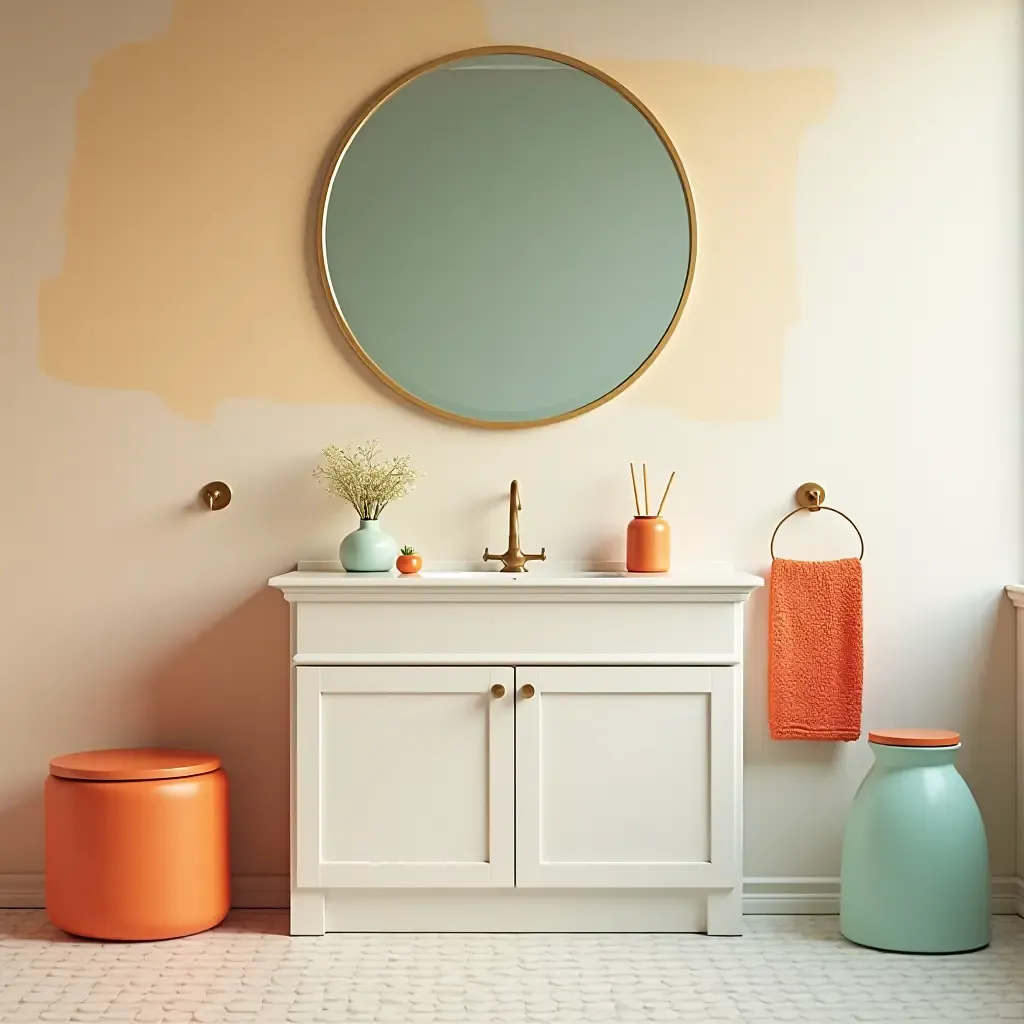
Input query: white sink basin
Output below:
<box><xmin>418</xmin><ymin>570</ymin><xmax>627</xmax><ymax>580</ymax></box>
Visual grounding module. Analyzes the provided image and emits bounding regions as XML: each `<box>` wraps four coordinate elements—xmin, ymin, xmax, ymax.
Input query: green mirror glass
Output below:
<box><xmin>318</xmin><ymin>48</ymin><xmax>695</xmax><ymax>428</ymax></box>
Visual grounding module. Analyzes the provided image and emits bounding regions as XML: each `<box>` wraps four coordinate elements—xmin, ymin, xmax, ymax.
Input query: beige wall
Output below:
<box><xmin>1</xmin><ymin>0</ymin><xmax>1021</xmax><ymax>895</ymax></box>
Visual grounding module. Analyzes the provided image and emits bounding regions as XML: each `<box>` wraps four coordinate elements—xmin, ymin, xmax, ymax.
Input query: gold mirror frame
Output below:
<box><xmin>316</xmin><ymin>45</ymin><xmax>697</xmax><ymax>429</ymax></box>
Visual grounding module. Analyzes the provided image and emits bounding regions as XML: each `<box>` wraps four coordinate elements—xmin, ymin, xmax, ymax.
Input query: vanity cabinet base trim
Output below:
<box><xmin>318</xmin><ymin>888</ymin><xmax>739</xmax><ymax>934</ymax></box>
<box><xmin>291</xmin><ymin>888</ymin><xmax>325</xmax><ymax>936</ymax></box>
<box><xmin>706</xmin><ymin>887</ymin><xmax>743</xmax><ymax>935</ymax></box>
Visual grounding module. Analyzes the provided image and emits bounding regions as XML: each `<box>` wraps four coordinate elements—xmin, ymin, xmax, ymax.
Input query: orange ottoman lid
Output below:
<box><xmin>868</xmin><ymin>728</ymin><xmax>960</xmax><ymax>747</ymax></box>
<box><xmin>49</xmin><ymin>748</ymin><xmax>221</xmax><ymax>781</ymax></box>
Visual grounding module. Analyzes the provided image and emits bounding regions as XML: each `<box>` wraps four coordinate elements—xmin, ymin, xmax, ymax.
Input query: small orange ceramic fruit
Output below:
<box><xmin>396</xmin><ymin>546</ymin><xmax>422</xmax><ymax>574</ymax></box>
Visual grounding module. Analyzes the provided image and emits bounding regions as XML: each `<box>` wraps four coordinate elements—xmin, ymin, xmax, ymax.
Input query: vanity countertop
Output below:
<box><xmin>269</xmin><ymin>565</ymin><xmax>764</xmax><ymax>602</ymax></box>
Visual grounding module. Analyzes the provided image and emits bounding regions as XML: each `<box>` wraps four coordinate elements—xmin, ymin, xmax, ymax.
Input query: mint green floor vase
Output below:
<box><xmin>840</xmin><ymin>739</ymin><xmax>990</xmax><ymax>953</ymax></box>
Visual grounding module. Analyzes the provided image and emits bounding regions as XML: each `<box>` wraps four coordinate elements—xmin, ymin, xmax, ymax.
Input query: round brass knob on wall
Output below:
<box><xmin>521</xmin><ymin>683</ymin><xmax>536</xmax><ymax>699</ymax></box>
<box><xmin>490</xmin><ymin>683</ymin><xmax>506</xmax><ymax>699</ymax></box>
<box><xmin>200</xmin><ymin>482</ymin><xmax>231</xmax><ymax>511</ymax></box>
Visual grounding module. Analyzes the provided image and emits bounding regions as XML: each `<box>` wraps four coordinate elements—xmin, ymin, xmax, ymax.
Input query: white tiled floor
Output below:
<box><xmin>0</xmin><ymin>912</ymin><xmax>1022</xmax><ymax>1023</ymax></box>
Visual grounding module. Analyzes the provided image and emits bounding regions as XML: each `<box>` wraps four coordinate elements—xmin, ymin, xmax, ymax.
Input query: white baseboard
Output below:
<box><xmin>742</xmin><ymin>877</ymin><xmax>841</xmax><ymax>915</ymax></box>
<box><xmin>742</xmin><ymin>876</ymin><xmax>1021</xmax><ymax>915</ymax></box>
<box><xmin>3</xmin><ymin>874</ymin><xmax>1020</xmax><ymax>916</ymax></box>
<box><xmin>0</xmin><ymin>874</ymin><xmax>291</xmax><ymax>911</ymax></box>
<box><xmin>0</xmin><ymin>875</ymin><xmax>45</xmax><ymax>910</ymax></box>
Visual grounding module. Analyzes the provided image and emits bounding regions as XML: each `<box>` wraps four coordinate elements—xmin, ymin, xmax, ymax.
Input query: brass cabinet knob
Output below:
<box><xmin>520</xmin><ymin>683</ymin><xmax>536</xmax><ymax>699</ymax></box>
<box><xmin>490</xmin><ymin>683</ymin><xmax>506</xmax><ymax>699</ymax></box>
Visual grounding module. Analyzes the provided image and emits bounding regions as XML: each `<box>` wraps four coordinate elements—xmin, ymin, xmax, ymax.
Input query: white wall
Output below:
<box><xmin>0</xmin><ymin>0</ymin><xmax>1020</xmax><ymax>897</ymax></box>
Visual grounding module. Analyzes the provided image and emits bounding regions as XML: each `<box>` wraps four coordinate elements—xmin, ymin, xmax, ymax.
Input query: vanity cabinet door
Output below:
<box><xmin>296</xmin><ymin>666</ymin><xmax>514</xmax><ymax>888</ymax></box>
<box><xmin>514</xmin><ymin>666</ymin><xmax>740</xmax><ymax>889</ymax></box>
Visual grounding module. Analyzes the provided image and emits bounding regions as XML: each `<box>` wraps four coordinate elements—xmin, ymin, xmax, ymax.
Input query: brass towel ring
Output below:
<box><xmin>770</xmin><ymin>482</ymin><xmax>864</xmax><ymax>561</ymax></box>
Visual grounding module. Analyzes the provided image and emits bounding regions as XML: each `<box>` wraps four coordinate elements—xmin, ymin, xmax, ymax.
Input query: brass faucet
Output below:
<box><xmin>483</xmin><ymin>480</ymin><xmax>547</xmax><ymax>572</ymax></box>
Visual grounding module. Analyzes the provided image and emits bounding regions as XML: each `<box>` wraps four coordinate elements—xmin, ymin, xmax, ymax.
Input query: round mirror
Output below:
<box><xmin>318</xmin><ymin>47</ymin><xmax>695</xmax><ymax>428</ymax></box>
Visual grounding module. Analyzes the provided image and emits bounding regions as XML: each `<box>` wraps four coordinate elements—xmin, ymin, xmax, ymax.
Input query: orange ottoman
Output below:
<box><xmin>45</xmin><ymin>748</ymin><xmax>230</xmax><ymax>940</ymax></box>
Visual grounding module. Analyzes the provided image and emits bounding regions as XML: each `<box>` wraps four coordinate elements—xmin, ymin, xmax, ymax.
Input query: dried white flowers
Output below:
<box><xmin>314</xmin><ymin>440</ymin><xmax>419</xmax><ymax>521</ymax></box>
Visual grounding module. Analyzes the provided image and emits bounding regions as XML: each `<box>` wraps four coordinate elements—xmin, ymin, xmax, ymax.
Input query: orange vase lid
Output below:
<box><xmin>49</xmin><ymin>748</ymin><xmax>221</xmax><ymax>781</ymax></box>
<box><xmin>868</xmin><ymin>728</ymin><xmax>960</xmax><ymax>748</ymax></box>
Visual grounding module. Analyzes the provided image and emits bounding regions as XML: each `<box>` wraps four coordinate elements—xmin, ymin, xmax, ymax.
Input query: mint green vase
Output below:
<box><xmin>840</xmin><ymin>741</ymin><xmax>990</xmax><ymax>953</ymax></box>
<box><xmin>339</xmin><ymin>519</ymin><xmax>398</xmax><ymax>573</ymax></box>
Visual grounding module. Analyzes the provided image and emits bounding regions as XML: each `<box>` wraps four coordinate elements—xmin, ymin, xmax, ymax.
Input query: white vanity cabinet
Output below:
<box><xmin>270</xmin><ymin>568</ymin><xmax>762</xmax><ymax>936</ymax></box>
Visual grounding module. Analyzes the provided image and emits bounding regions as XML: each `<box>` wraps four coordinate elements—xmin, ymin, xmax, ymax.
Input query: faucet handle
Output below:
<box><xmin>482</xmin><ymin>548</ymin><xmax>503</xmax><ymax>562</ymax></box>
<box><xmin>522</xmin><ymin>547</ymin><xmax>546</xmax><ymax>568</ymax></box>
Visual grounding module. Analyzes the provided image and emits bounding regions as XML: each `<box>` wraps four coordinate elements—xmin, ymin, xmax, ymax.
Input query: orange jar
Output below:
<box><xmin>626</xmin><ymin>516</ymin><xmax>671</xmax><ymax>572</ymax></box>
<box><xmin>45</xmin><ymin>748</ymin><xmax>230</xmax><ymax>940</ymax></box>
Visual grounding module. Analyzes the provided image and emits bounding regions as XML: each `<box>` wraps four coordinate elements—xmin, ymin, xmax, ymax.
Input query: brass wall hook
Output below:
<box><xmin>796</xmin><ymin>482</ymin><xmax>825</xmax><ymax>511</ymax></box>
<box><xmin>200</xmin><ymin>482</ymin><xmax>231</xmax><ymax>511</ymax></box>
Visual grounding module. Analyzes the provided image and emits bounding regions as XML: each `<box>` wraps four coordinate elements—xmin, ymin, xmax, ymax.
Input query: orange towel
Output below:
<box><xmin>768</xmin><ymin>557</ymin><xmax>863</xmax><ymax>741</ymax></box>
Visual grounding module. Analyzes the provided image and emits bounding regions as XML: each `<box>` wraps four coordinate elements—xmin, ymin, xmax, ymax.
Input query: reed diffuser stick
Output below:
<box><xmin>629</xmin><ymin>463</ymin><xmax>641</xmax><ymax>516</ymax></box>
<box><xmin>656</xmin><ymin>471</ymin><xmax>676</xmax><ymax>517</ymax></box>
<box><xmin>642</xmin><ymin>463</ymin><xmax>649</xmax><ymax>515</ymax></box>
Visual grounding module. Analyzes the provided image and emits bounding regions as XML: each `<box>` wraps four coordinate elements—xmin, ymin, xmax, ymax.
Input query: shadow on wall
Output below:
<box><xmin>742</xmin><ymin>566</ymin><xmax>1016</xmax><ymax>876</ymax></box>
<box><xmin>961</xmin><ymin>594</ymin><xmax>1017</xmax><ymax>859</ymax></box>
<box><xmin>0</xmin><ymin>792</ymin><xmax>45</xmax><ymax>876</ymax></box>
<box><xmin>0</xmin><ymin>569</ymin><xmax>293</xmax><ymax>889</ymax></box>
<box><xmin>142</xmin><ymin>588</ymin><xmax>290</xmax><ymax>879</ymax></box>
